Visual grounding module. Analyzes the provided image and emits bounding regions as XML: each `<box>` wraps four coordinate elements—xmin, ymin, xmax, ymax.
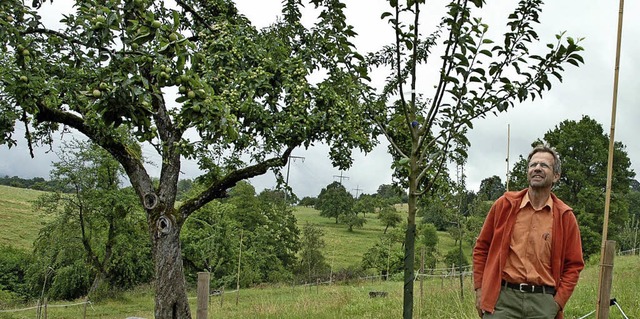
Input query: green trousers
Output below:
<box><xmin>483</xmin><ymin>286</ymin><xmax>560</xmax><ymax>319</ymax></box>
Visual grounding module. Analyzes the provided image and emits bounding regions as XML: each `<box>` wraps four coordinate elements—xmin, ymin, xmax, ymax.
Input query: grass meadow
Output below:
<box><xmin>0</xmin><ymin>185</ymin><xmax>50</xmax><ymax>251</ymax></box>
<box><xmin>0</xmin><ymin>186</ymin><xmax>638</xmax><ymax>318</ymax></box>
<box><xmin>1</xmin><ymin>255</ymin><xmax>638</xmax><ymax>318</ymax></box>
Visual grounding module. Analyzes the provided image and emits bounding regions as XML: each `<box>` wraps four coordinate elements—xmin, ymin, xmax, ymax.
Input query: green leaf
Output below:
<box><xmin>172</xmin><ymin>10</ymin><xmax>180</xmax><ymax>31</ymax></box>
<box><xmin>567</xmin><ymin>59</ymin><xmax>580</xmax><ymax>67</ymax></box>
<box><xmin>132</xmin><ymin>32</ymin><xmax>153</xmax><ymax>45</ymax></box>
<box><xmin>568</xmin><ymin>54</ymin><xmax>584</xmax><ymax>64</ymax></box>
<box><xmin>405</xmin><ymin>40</ymin><xmax>413</xmax><ymax>50</ymax></box>
<box><xmin>479</xmin><ymin>49</ymin><xmax>492</xmax><ymax>57</ymax></box>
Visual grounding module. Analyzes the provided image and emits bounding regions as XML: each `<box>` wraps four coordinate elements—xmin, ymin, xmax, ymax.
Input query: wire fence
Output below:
<box><xmin>0</xmin><ymin>299</ymin><xmax>92</xmax><ymax>315</ymax></box>
<box><xmin>618</xmin><ymin>247</ymin><xmax>639</xmax><ymax>256</ymax></box>
<box><xmin>0</xmin><ymin>263</ymin><xmax>475</xmax><ymax>314</ymax></box>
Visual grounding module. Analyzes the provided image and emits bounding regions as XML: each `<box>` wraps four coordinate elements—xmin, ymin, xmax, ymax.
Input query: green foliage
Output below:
<box><xmin>183</xmin><ymin>181</ymin><xmax>300</xmax><ymax>288</ymax></box>
<box><xmin>508</xmin><ymin>156</ymin><xmax>530</xmax><ymax>190</ymax></box>
<box><xmin>28</xmin><ymin>141</ymin><xmax>152</xmax><ymax>300</ymax></box>
<box><xmin>0</xmin><ymin>175</ymin><xmax>61</xmax><ymax>191</ymax></box>
<box><xmin>0</xmin><ymin>245</ymin><xmax>31</xmax><ymax>301</ymax></box>
<box><xmin>379</xmin><ymin>205</ymin><xmax>402</xmax><ymax>234</ymax></box>
<box><xmin>353</xmin><ymin>194</ymin><xmax>378</xmax><ymax>217</ymax></box>
<box><xmin>257</xmin><ymin>188</ymin><xmax>294</xmax><ymax>207</ymax></box>
<box><xmin>181</xmin><ymin>201</ymin><xmax>239</xmax><ymax>287</ymax></box>
<box><xmin>477</xmin><ymin>175</ymin><xmax>505</xmax><ymax>201</ymax></box>
<box><xmin>315</xmin><ymin>182</ymin><xmax>355</xmax><ymax>224</ymax></box>
<box><xmin>176</xmin><ymin>179</ymin><xmax>194</xmax><ymax>201</ymax></box>
<box><xmin>361</xmin><ymin>236</ymin><xmax>404</xmax><ymax>276</ymax></box>
<box><xmin>419</xmin><ymin>223</ymin><xmax>439</xmax><ymax>249</ymax></box>
<box><xmin>443</xmin><ymin>247</ymin><xmax>469</xmax><ymax>269</ymax></box>
<box><xmin>295</xmin><ymin>223</ymin><xmax>330</xmax><ymax>282</ymax></box>
<box><xmin>338</xmin><ymin>211</ymin><xmax>367</xmax><ymax>232</ymax></box>
<box><xmin>417</xmin><ymin>223</ymin><xmax>439</xmax><ymax>269</ymax></box>
<box><xmin>298</xmin><ymin>196</ymin><xmax>317</xmax><ymax>207</ymax></box>
<box><xmin>375</xmin><ymin>184</ymin><xmax>407</xmax><ymax>205</ymax></box>
<box><xmin>617</xmin><ymin>214</ymin><xmax>639</xmax><ymax>252</ymax></box>
<box><xmin>418</xmin><ymin>194</ymin><xmax>455</xmax><ymax>231</ymax></box>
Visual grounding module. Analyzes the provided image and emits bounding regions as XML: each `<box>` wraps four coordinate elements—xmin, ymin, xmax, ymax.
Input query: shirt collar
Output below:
<box><xmin>520</xmin><ymin>191</ymin><xmax>554</xmax><ymax>211</ymax></box>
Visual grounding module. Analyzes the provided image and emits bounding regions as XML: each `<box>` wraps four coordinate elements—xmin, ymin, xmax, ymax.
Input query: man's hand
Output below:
<box><xmin>475</xmin><ymin>288</ymin><xmax>483</xmax><ymax>318</ymax></box>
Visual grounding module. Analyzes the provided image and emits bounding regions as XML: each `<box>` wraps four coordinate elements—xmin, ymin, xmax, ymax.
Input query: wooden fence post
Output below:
<box><xmin>43</xmin><ymin>297</ymin><xmax>48</xmax><ymax>319</ymax></box>
<box><xmin>197</xmin><ymin>272</ymin><xmax>210</xmax><ymax>319</ymax></box>
<box><xmin>596</xmin><ymin>240</ymin><xmax>616</xmax><ymax>319</ymax></box>
<box><xmin>220</xmin><ymin>286</ymin><xmax>224</xmax><ymax>308</ymax></box>
<box><xmin>83</xmin><ymin>297</ymin><xmax>88</xmax><ymax>319</ymax></box>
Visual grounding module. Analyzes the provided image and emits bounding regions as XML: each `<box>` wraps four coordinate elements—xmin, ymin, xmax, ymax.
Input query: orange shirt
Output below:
<box><xmin>502</xmin><ymin>192</ymin><xmax>555</xmax><ymax>286</ymax></box>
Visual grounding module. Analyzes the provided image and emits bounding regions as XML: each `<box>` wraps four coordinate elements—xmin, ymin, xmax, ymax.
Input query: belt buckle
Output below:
<box><xmin>519</xmin><ymin>283</ymin><xmax>533</xmax><ymax>293</ymax></box>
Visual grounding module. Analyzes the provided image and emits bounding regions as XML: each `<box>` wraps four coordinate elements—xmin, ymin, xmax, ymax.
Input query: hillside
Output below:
<box><xmin>0</xmin><ymin>185</ymin><xmax>472</xmax><ymax>270</ymax></box>
<box><xmin>0</xmin><ymin>185</ymin><xmax>51</xmax><ymax>251</ymax></box>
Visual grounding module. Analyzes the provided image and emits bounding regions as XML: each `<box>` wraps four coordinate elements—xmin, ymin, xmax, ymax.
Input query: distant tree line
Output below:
<box><xmin>0</xmin><ymin>175</ymin><xmax>64</xmax><ymax>192</ymax></box>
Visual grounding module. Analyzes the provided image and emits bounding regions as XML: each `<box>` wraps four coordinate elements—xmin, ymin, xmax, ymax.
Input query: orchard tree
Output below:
<box><xmin>296</xmin><ymin>223</ymin><xmax>330</xmax><ymax>282</ymax></box>
<box><xmin>366</xmin><ymin>1</ymin><xmax>584</xmax><ymax>317</ymax></box>
<box><xmin>315</xmin><ymin>182</ymin><xmax>355</xmax><ymax>224</ymax></box>
<box><xmin>339</xmin><ymin>210</ymin><xmax>366</xmax><ymax>232</ymax></box>
<box><xmin>0</xmin><ymin>0</ymin><xmax>377</xmax><ymax>317</ymax></box>
<box><xmin>379</xmin><ymin>205</ymin><xmax>402</xmax><ymax>234</ymax></box>
<box><xmin>376</xmin><ymin>183</ymin><xmax>407</xmax><ymax>205</ymax></box>
<box><xmin>418</xmin><ymin>222</ymin><xmax>439</xmax><ymax>270</ymax></box>
<box><xmin>298</xmin><ymin>196</ymin><xmax>317</xmax><ymax>207</ymax></box>
<box><xmin>353</xmin><ymin>193</ymin><xmax>378</xmax><ymax>218</ymax></box>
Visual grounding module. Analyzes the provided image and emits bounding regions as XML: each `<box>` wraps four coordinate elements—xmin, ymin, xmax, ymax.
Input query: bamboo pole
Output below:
<box><xmin>596</xmin><ymin>0</ymin><xmax>625</xmax><ymax>318</ymax></box>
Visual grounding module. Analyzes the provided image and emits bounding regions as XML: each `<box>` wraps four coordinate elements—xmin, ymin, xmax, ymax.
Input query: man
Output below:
<box><xmin>473</xmin><ymin>144</ymin><xmax>584</xmax><ymax>319</ymax></box>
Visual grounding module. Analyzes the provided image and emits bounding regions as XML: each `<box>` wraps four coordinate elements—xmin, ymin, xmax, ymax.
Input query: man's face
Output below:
<box><xmin>527</xmin><ymin>152</ymin><xmax>560</xmax><ymax>190</ymax></box>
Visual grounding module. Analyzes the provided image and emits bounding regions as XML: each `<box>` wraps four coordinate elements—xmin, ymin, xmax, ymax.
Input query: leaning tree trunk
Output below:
<box><xmin>151</xmin><ymin>214</ymin><xmax>191</xmax><ymax>319</ymax></box>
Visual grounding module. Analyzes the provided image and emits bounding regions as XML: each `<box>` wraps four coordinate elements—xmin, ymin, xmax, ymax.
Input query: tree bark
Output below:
<box><xmin>403</xmin><ymin>174</ymin><xmax>418</xmax><ymax>319</ymax></box>
<box><xmin>151</xmin><ymin>216</ymin><xmax>191</xmax><ymax>319</ymax></box>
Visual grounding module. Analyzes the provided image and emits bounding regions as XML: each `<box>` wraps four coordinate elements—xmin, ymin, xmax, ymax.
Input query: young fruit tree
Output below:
<box><xmin>0</xmin><ymin>0</ymin><xmax>376</xmax><ymax>317</ymax></box>
<box><xmin>365</xmin><ymin>1</ymin><xmax>584</xmax><ymax>317</ymax></box>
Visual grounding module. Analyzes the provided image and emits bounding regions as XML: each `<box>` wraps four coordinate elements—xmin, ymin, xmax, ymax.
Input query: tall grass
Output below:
<box><xmin>2</xmin><ymin>255</ymin><xmax>637</xmax><ymax>318</ymax></box>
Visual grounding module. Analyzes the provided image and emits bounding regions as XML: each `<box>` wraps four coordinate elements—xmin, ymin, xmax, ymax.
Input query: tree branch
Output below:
<box><xmin>179</xmin><ymin>144</ymin><xmax>297</xmax><ymax>218</ymax></box>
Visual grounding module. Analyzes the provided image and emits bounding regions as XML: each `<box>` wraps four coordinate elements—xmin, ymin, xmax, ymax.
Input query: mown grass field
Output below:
<box><xmin>295</xmin><ymin>205</ymin><xmax>396</xmax><ymax>270</ymax></box>
<box><xmin>292</xmin><ymin>204</ymin><xmax>472</xmax><ymax>270</ymax></box>
<box><xmin>0</xmin><ymin>185</ymin><xmax>51</xmax><ymax>251</ymax></box>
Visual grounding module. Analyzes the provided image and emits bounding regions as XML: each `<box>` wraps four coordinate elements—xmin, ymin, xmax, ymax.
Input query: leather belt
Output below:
<box><xmin>502</xmin><ymin>280</ymin><xmax>555</xmax><ymax>295</ymax></box>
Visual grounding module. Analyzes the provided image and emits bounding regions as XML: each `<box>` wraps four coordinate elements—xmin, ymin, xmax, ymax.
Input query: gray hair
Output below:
<box><xmin>527</xmin><ymin>144</ymin><xmax>561</xmax><ymax>175</ymax></box>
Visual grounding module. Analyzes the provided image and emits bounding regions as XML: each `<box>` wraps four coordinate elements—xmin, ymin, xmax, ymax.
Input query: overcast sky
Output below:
<box><xmin>1</xmin><ymin>0</ymin><xmax>638</xmax><ymax>199</ymax></box>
